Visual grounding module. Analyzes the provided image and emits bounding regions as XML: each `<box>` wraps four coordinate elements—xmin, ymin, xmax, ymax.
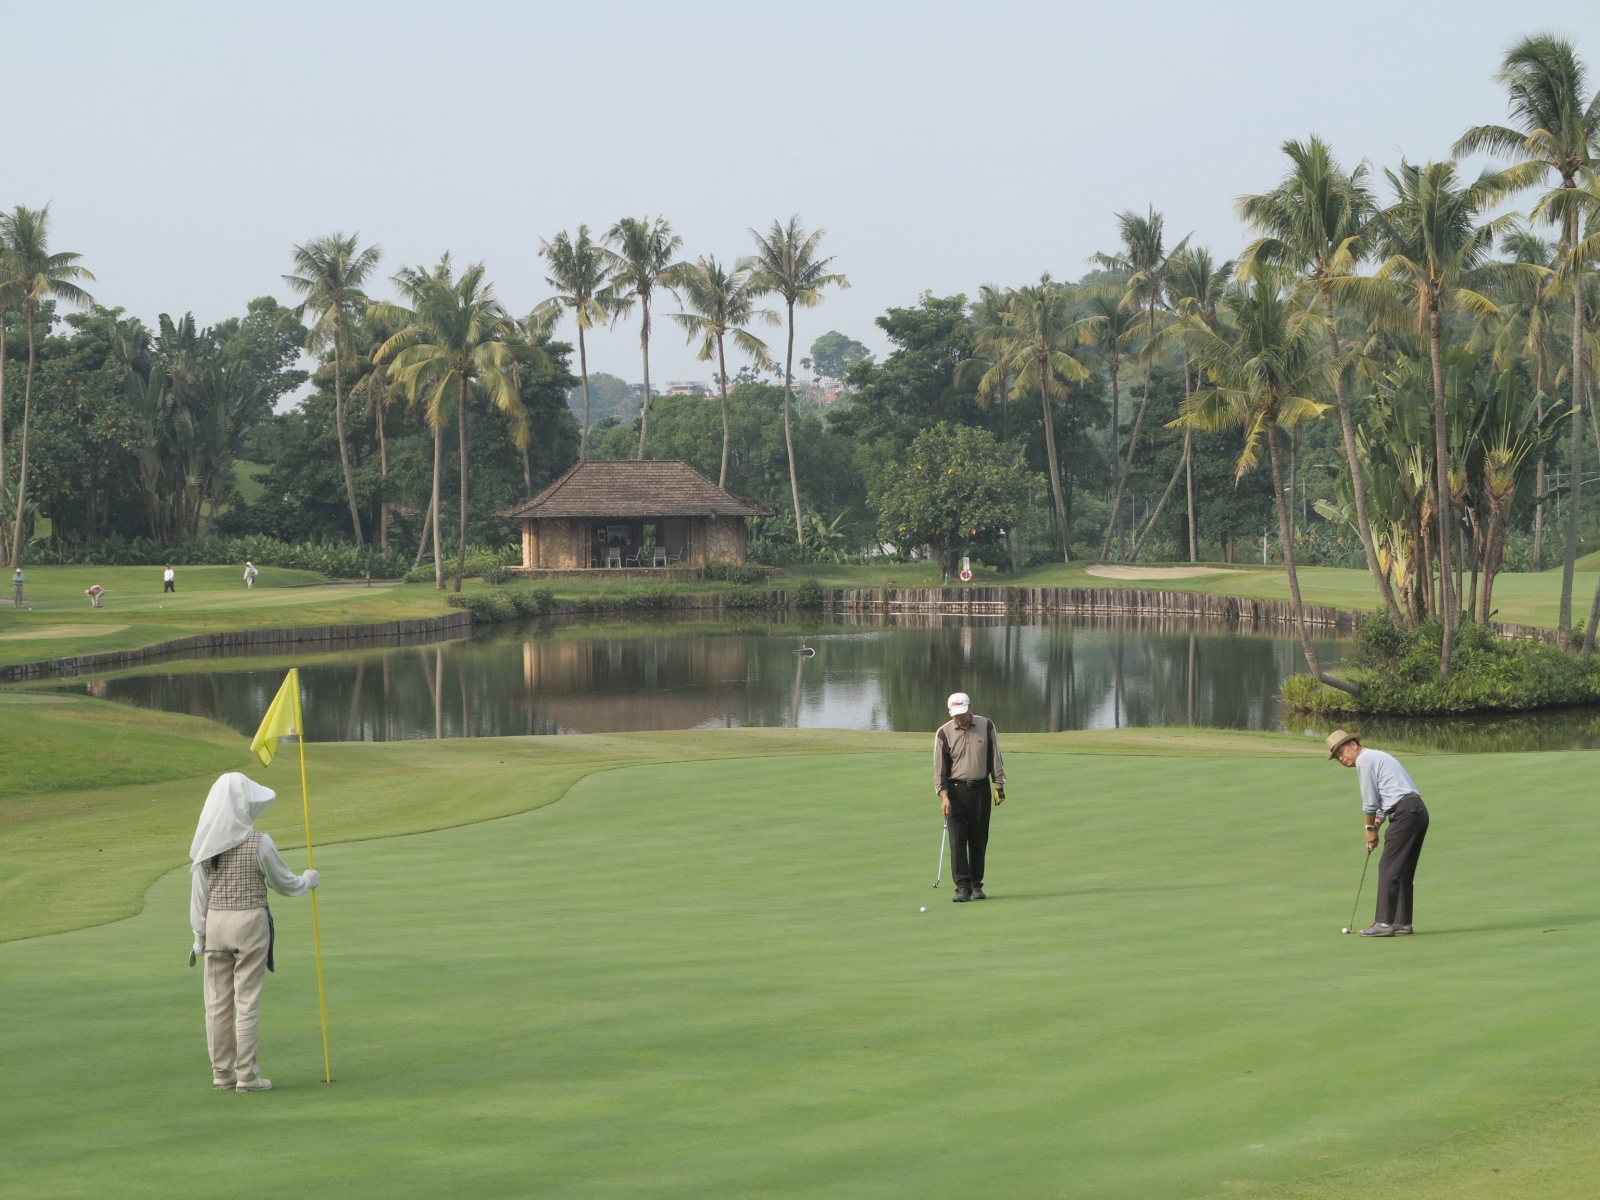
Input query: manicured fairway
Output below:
<box><xmin>4</xmin><ymin>739</ymin><xmax>1600</xmax><ymax>1198</ymax></box>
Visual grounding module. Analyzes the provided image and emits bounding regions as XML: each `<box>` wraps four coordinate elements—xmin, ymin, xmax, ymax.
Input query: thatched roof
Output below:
<box><xmin>500</xmin><ymin>460</ymin><xmax>769</xmax><ymax>520</ymax></box>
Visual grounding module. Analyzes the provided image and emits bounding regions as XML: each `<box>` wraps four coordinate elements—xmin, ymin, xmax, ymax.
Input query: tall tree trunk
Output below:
<box><xmin>1038</xmin><ymin>367</ymin><xmax>1069</xmax><ymax>561</ymax></box>
<box><xmin>1427</xmin><ymin>306</ymin><xmax>1455</xmax><ymax>676</ymax></box>
<box><xmin>1532</xmin><ymin>342</ymin><xmax>1547</xmax><ymax>571</ymax></box>
<box><xmin>1326</xmin><ymin>323</ymin><xmax>1402</xmax><ymax>621</ymax></box>
<box><xmin>412</xmin><ymin>496</ymin><xmax>432</xmax><ymax>570</ymax></box>
<box><xmin>578</xmin><ymin>324</ymin><xmax>592</xmax><ymax>461</ymax></box>
<box><xmin>431</xmin><ymin>423</ymin><xmax>444</xmax><ymax>590</ymax></box>
<box><xmin>1184</xmin><ymin>429</ymin><xmax>1196</xmax><ymax>562</ymax></box>
<box><xmin>1560</xmin><ymin>222</ymin><xmax>1585</xmax><ymax>644</ymax></box>
<box><xmin>781</xmin><ymin>299</ymin><xmax>804</xmax><ymax>543</ymax></box>
<box><xmin>377</xmin><ymin>400</ymin><xmax>389</xmax><ymax>551</ymax></box>
<box><xmin>1481</xmin><ymin>501</ymin><xmax>1504</xmax><ymax>625</ymax></box>
<box><xmin>635</xmin><ymin>294</ymin><xmax>652</xmax><ymax>459</ymax></box>
<box><xmin>1129</xmin><ymin>440</ymin><xmax>1186</xmax><ymax>562</ymax></box>
<box><xmin>333</xmin><ymin>332</ymin><xmax>364</xmax><ymax>545</ymax></box>
<box><xmin>1102</xmin><ymin>366</ymin><xmax>1150</xmax><ymax>561</ymax></box>
<box><xmin>455</xmin><ymin>379</ymin><xmax>469</xmax><ymax>593</ymax></box>
<box><xmin>1268</xmin><ymin>423</ymin><xmax>1357</xmax><ymax>694</ymax></box>
<box><xmin>1099</xmin><ymin>359</ymin><xmax>1120</xmax><ymax>558</ymax></box>
<box><xmin>9</xmin><ymin>313</ymin><xmax>37</xmax><ymax>568</ymax></box>
<box><xmin>716</xmin><ymin>333</ymin><xmax>731</xmax><ymax>489</ymax></box>
<box><xmin>0</xmin><ymin>316</ymin><xmax>9</xmax><ymax>563</ymax></box>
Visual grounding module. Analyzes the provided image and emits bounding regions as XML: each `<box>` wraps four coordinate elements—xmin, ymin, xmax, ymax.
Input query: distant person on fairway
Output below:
<box><xmin>1327</xmin><ymin>730</ymin><xmax>1428</xmax><ymax>937</ymax></box>
<box><xmin>11</xmin><ymin>567</ymin><xmax>22</xmax><ymax>608</ymax></box>
<box><xmin>163</xmin><ymin>564</ymin><xmax>175</xmax><ymax>593</ymax></box>
<box><xmin>85</xmin><ymin>584</ymin><xmax>105</xmax><ymax>608</ymax></box>
<box><xmin>189</xmin><ymin>772</ymin><xmax>320</xmax><ymax>1092</ymax></box>
<box><xmin>935</xmin><ymin>692</ymin><xmax>1006</xmax><ymax>902</ymax></box>
<box><xmin>243</xmin><ymin>562</ymin><xmax>258</xmax><ymax>589</ymax></box>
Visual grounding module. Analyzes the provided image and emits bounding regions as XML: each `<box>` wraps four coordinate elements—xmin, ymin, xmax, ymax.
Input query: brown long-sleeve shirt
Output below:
<box><xmin>934</xmin><ymin>715</ymin><xmax>1005</xmax><ymax>796</ymax></box>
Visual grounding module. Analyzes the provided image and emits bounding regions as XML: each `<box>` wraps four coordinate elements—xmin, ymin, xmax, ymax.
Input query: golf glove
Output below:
<box><xmin>190</xmin><ymin>935</ymin><xmax>203</xmax><ymax>967</ymax></box>
<box><xmin>304</xmin><ymin>869</ymin><xmax>320</xmax><ymax>889</ymax></box>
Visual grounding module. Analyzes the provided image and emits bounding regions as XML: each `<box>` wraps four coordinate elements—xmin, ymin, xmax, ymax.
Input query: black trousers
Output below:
<box><xmin>1376</xmin><ymin>794</ymin><xmax>1429</xmax><ymax>926</ymax></box>
<box><xmin>946</xmin><ymin>778</ymin><xmax>992</xmax><ymax>890</ymax></box>
<box><xmin>163</xmin><ymin>580</ymin><xmax>175</xmax><ymax>593</ymax></box>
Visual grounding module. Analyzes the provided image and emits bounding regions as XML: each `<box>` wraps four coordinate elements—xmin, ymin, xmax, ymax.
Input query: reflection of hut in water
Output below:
<box><xmin>519</xmin><ymin>635</ymin><xmax>759</xmax><ymax>732</ymax></box>
<box><xmin>501</xmin><ymin>461</ymin><xmax>768</xmax><ymax>571</ymax></box>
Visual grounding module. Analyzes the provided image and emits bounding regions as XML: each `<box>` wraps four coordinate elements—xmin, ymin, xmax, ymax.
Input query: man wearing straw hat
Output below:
<box><xmin>189</xmin><ymin>772</ymin><xmax>321</xmax><ymax>1091</ymax></box>
<box><xmin>1326</xmin><ymin>730</ymin><xmax>1428</xmax><ymax>937</ymax></box>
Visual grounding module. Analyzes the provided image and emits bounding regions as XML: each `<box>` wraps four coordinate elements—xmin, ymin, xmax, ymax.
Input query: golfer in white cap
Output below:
<box><xmin>189</xmin><ymin>772</ymin><xmax>320</xmax><ymax>1091</ymax></box>
<box><xmin>934</xmin><ymin>692</ymin><xmax>1006</xmax><ymax>902</ymax></box>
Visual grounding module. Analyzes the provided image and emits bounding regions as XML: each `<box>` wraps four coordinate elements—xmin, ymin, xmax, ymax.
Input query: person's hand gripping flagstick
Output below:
<box><xmin>251</xmin><ymin>669</ymin><xmax>334</xmax><ymax>1082</ymax></box>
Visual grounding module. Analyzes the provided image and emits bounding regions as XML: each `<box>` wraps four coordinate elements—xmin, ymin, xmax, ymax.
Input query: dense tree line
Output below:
<box><xmin>5</xmin><ymin>31</ymin><xmax>1600</xmax><ymax>681</ymax></box>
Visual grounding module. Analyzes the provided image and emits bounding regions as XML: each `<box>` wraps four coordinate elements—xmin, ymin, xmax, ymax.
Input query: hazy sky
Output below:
<box><xmin>8</xmin><ymin>1</ymin><xmax>1599</xmax><ymax>398</ymax></box>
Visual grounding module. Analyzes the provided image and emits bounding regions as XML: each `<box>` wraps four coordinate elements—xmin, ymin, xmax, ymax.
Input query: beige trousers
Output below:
<box><xmin>203</xmin><ymin>907</ymin><xmax>270</xmax><ymax>1084</ymax></box>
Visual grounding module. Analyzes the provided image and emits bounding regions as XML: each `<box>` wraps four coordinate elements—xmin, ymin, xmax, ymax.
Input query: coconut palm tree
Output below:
<box><xmin>747</xmin><ymin>216</ymin><xmax>849</xmax><ymax>542</ymax></box>
<box><xmin>1475</xmin><ymin>229</ymin><xmax>1559</xmax><ymax>570</ymax></box>
<box><xmin>1175</xmin><ymin>269</ymin><xmax>1352</xmax><ymax>693</ymax></box>
<box><xmin>1091</xmin><ymin>207</ymin><xmax>1188</xmax><ymax>558</ymax></box>
<box><xmin>670</xmin><ymin>256</ymin><xmax>775</xmax><ymax>488</ymax></box>
<box><xmin>533</xmin><ymin>226</ymin><xmax>612</xmax><ymax>460</ymax></box>
<box><xmin>1455</xmin><ymin>33</ymin><xmax>1600</xmax><ymax>643</ymax></box>
<box><xmin>283</xmin><ymin>232</ymin><xmax>382</xmax><ymax>545</ymax></box>
<box><xmin>603</xmin><ymin>217</ymin><xmax>683</xmax><ymax>459</ymax></box>
<box><xmin>1364</xmin><ymin>160</ymin><xmax>1531</xmax><ymax>672</ymax></box>
<box><xmin>1157</xmin><ymin>247</ymin><xmax>1234</xmax><ymax>561</ymax></box>
<box><xmin>0</xmin><ymin>205</ymin><xmax>94</xmax><ymax>567</ymax></box>
<box><xmin>1075</xmin><ymin>286</ymin><xmax>1139</xmax><ymax>549</ymax></box>
<box><xmin>370</xmin><ymin>256</ymin><xmax>528</xmax><ymax>592</ymax></box>
<box><xmin>1238</xmin><ymin>136</ymin><xmax>1405</xmax><ymax>621</ymax></box>
<box><xmin>974</xmin><ymin>276</ymin><xmax>1091</xmax><ymax>561</ymax></box>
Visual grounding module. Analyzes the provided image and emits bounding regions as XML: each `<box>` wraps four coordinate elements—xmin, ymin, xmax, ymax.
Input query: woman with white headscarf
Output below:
<box><xmin>189</xmin><ymin>772</ymin><xmax>320</xmax><ymax>1092</ymax></box>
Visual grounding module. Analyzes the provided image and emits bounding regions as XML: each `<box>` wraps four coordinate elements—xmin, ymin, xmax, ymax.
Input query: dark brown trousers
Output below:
<box><xmin>1376</xmin><ymin>793</ymin><xmax>1429</xmax><ymax>927</ymax></box>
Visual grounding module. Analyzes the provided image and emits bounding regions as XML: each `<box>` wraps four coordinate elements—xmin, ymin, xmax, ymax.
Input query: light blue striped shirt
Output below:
<box><xmin>1355</xmin><ymin>748</ymin><xmax>1419</xmax><ymax>815</ymax></box>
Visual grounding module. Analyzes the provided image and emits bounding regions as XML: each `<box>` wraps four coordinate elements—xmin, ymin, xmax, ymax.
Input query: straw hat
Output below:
<box><xmin>1324</xmin><ymin>729</ymin><xmax>1360</xmax><ymax>758</ymax></box>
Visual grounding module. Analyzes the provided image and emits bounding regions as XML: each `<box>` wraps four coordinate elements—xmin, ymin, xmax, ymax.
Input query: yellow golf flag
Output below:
<box><xmin>250</xmin><ymin>668</ymin><xmax>303</xmax><ymax>766</ymax></box>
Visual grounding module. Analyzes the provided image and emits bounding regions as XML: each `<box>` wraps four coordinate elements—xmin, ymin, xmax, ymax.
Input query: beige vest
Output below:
<box><xmin>204</xmin><ymin>830</ymin><xmax>267</xmax><ymax>910</ymax></box>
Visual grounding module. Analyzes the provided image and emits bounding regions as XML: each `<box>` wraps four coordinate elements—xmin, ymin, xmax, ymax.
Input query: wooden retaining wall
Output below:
<box><xmin>0</xmin><ymin>611</ymin><xmax>476</xmax><ymax>683</ymax></box>
<box><xmin>829</xmin><ymin>587</ymin><xmax>1362</xmax><ymax>631</ymax></box>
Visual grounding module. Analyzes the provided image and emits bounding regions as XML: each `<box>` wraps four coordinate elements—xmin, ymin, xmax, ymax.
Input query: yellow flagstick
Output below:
<box><xmin>296</xmin><ymin>718</ymin><xmax>334</xmax><ymax>1084</ymax></box>
<box><xmin>251</xmin><ymin>668</ymin><xmax>333</xmax><ymax>1083</ymax></box>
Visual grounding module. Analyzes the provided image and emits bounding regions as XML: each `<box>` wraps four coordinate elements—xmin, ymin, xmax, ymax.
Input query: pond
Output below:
<box><xmin>64</xmin><ymin>613</ymin><xmax>1600</xmax><ymax>752</ymax></box>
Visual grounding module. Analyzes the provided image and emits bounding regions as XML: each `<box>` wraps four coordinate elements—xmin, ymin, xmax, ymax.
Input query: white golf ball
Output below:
<box><xmin>1341</xmin><ymin>927</ymin><xmax>1350</xmax><ymax>934</ymax></box>
<box><xmin>920</xmin><ymin>907</ymin><xmax>926</xmax><ymax>912</ymax></box>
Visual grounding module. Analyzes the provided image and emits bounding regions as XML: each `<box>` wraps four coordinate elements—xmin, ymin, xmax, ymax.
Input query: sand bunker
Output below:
<box><xmin>1084</xmin><ymin>565</ymin><xmax>1246</xmax><ymax>581</ymax></box>
<box><xmin>0</xmin><ymin>623</ymin><xmax>129</xmax><ymax>641</ymax></box>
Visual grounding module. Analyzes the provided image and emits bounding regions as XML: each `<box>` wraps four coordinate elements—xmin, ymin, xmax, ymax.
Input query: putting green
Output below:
<box><xmin>5</xmin><ymin>744</ymin><xmax>1600</xmax><ymax>1198</ymax></box>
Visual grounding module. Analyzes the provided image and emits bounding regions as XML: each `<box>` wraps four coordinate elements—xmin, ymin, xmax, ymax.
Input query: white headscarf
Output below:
<box><xmin>190</xmin><ymin>772</ymin><xmax>277</xmax><ymax>865</ymax></box>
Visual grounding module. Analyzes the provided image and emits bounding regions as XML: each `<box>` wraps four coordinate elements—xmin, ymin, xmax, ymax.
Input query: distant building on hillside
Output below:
<box><xmin>664</xmin><ymin>381</ymin><xmax>710</xmax><ymax>396</ymax></box>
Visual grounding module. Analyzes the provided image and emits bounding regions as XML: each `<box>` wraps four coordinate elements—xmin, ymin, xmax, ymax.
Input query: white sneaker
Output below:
<box><xmin>235</xmin><ymin>1078</ymin><xmax>273</xmax><ymax>1092</ymax></box>
<box><xmin>212</xmin><ymin>1078</ymin><xmax>237</xmax><ymax>1091</ymax></box>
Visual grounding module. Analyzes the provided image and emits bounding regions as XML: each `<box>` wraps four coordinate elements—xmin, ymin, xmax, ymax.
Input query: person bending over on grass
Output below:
<box><xmin>189</xmin><ymin>772</ymin><xmax>320</xmax><ymax>1092</ymax></box>
<box><xmin>935</xmin><ymin>692</ymin><xmax>1006</xmax><ymax>903</ymax></box>
<box><xmin>85</xmin><ymin>584</ymin><xmax>105</xmax><ymax>608</ymax></box>
<box><xmin>1326</xmin><ymin>730</ymin><xmax>1429</xmax><ymax>937</ymax></box>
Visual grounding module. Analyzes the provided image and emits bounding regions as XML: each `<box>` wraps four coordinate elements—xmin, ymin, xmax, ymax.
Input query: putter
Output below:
<box><xmin>933</xmin><ymin>819</ymin><xmax>948</xmax><ymax>888</ymax></box>
<box><xmin>1342</xmin><ymin>848</ymin><xmax>1374</xmax><ymax>934</ymax></box>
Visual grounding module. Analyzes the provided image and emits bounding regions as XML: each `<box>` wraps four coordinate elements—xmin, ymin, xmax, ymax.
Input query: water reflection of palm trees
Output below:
<box><xmin>84</xmin><ymin>615</ymin><xmax>1348</xmax><ymax>741</ymax></box>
